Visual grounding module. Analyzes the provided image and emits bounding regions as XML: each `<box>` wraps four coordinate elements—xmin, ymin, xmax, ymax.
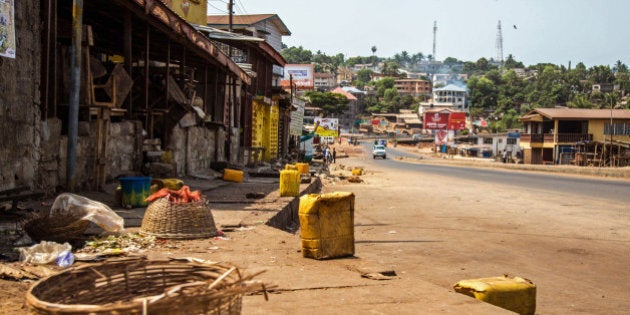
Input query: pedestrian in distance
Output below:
<box><xmin>332</xmin><ymin>148</ymin><xmax>337</xmax><ymax>163</ymax></box>
<box><xmin>502</xmin><ymin>149</ymin><xmax>507</xmax><ymax>163</ymax></box>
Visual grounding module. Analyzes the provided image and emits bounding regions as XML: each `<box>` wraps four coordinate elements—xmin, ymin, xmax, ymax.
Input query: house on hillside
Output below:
<box><xmin>519</xmin><ymin>108</ymin><xmax>630</xmax><ymax>166</ymax></box>
<box><xmin>419</xmin><ymin>84</ymin><xmax>468</xmax><ymax>112</ymax></box>
<box><xmin>314</xmin><ymin>73</ymin><xmax>336</xmax><ymax>91</ymax></box>
<box><xmin>206</xmin><ymin>14</ymin><xmax>291</xmax><ymax>52</ymax></box>
<box><xmin>394</xmin><ymin>79</ymin><xmax>432</xmax><ymax>97</ymax></box>
<box><xmin>331</xmin><ymin>87</ymin><xmax>359</xmax><ymax>132</ymax></box>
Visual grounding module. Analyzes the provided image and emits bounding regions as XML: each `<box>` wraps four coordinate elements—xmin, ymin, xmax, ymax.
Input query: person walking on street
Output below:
<box><xmin>332</xmin><ymin>148</ymin><xmax>337</xmax><ymax>163</ymax></box>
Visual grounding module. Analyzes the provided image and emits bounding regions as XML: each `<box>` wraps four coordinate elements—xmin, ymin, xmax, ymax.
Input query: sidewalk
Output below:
<box><xmin>105</xmin><ymin>169</ymin><xmax>508</xmax><ymax>314</ymax></box>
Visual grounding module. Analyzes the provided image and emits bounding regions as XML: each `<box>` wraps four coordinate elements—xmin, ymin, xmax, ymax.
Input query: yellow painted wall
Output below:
<box><xmin>588</xmin><ymin>119</ymin><xmax>630</xmax><ymax>142</ymax></box>
<box><xmin>162</xmin><ymin>0</ymin><xmax>208</xmax><ymax>26</ymax></box>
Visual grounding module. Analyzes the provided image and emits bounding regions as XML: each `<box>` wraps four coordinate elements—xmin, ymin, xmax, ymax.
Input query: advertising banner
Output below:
<box><xmin>314</xmin><ymin>117</ymin><xmax>338</xmax><ymax>137</ymax></box>
<box><xmin>281</xmin><ymin>64</ymin><xmax>314</xmax><ymax>90</ymax></box>
<box><xmin>290</xmin><ymin>97</ymin><xmax>305</xmax><ymax>136</ymax></box>
<box><xmin>0</xmin><ymin>0</ymin><xmax>16</xmax><ymax>59</ymax></box>
<box><xmin>448</xmin><ymin>112</ymin><xmax>467</xmax><ymax>130</ymax></box>
<box><xmin>423</xmin><ymin>111</ymin><xmax>450</xmax><ymax>130</ymax></box>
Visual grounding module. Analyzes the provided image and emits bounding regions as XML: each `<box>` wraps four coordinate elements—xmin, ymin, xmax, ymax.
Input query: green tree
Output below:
<box><xmin>381</xmin><ymin>61</ymin><xmax>400</xmax><ymax>76</ymax></box>
<box><xmin>304</xmin><ymin>91</ymin><xmax>350</xmax><ymax>117</ymax></box>
<box><xmin>281</xmin><ymin>46</ymin><xmax>313</xmax><ymax>64</ymax></box>
<box><xmin>504</xmin><ymin>54</ymin><xmax>525</xmax><ymax>69</ymax></box>
<box><xmin>356</xmin><ymin>68</ymin><xmax>373</xmax><ymax>83</ymax></box>
<box><xmin>567</xmin><ymin>94</ymin><xmax>593</xmax><ymax>108</ymax></box>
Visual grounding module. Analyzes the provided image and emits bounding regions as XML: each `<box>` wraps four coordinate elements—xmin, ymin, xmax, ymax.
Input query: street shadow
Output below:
<box><xmin>355</xmin><ymin>240</ymin><xmax>444</xmax><ymax>244</ymax></box>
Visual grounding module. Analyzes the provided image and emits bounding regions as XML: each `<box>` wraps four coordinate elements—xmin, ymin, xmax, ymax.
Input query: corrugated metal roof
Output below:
<box><xmin>527</xmin><ymin>108</ymin><xmax>630</xmax><ymax>120</ymax></box>
<box><xmin>206</xmin><ymin>14</ymin><xmax>291</xmax><ymax>35</ymax></box>
<box><xmin>331</xmin><ymin>87</ymin><xmax>358</xmax><ymax>100</ymax></box>
<box><xmin>433</xmin><ymin>84</ymin><xmax>467</xmax><ymax>92</ymax></box>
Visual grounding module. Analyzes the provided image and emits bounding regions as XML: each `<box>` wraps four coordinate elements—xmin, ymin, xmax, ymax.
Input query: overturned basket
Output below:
<box><xmin>26</xmin><ymin>258</ymin><xmax>268</xmax><ymax>315</ymax></box>
<box><xmin>140</xmin><ymin>197</ymin><xmax>218</xmax><ymax>239</ymax></box>
<box><xmin>22</xmin><ymin>214</ymin><xmax>90</xmax><ymax>243</ymax></box>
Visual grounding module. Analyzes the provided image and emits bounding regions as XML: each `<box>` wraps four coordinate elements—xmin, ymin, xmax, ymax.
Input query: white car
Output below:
<box><xmin>373</xmin><ymin>145</ymin><xmax>386</xmax><ymax>159</ymax></box>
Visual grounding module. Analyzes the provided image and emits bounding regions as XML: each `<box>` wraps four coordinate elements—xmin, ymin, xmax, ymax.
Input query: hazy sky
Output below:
<box><xmin>208</xmin><ymin>0</ymin><xmax>630</xmax><ymax>68</ymax></box>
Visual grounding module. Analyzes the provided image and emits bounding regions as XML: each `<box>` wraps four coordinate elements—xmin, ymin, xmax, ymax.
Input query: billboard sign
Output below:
<box><xmin>424</xmin><ymin>110</ymin><xmax>467</xmax><ymax>130</ymax></box>
<box><xmin>313</xmin><ymin>117</ymin><xmax>339</xmax><ymax>137</ymax></box>
<box><xmin>448</xmin><ymin>112</ymin><xmax>467</xmax><ymax>130</ymax></box>
<box><xmin>281</xmin><ymin>64</ymin><xmax>314</xmax><ymax>90</ymax></box>
<box><xmin>423</xmin><ymin>111</ymin><xmax>450</xmax><ymax>130</ymax></box>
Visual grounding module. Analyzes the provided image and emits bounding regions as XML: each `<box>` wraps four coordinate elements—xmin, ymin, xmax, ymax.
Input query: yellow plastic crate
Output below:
<box><xmin>351</xmin><ymin>167</ymin><xmax>363</xmax><ymax>176</ymax></box>
<box><xmin>453</xmin><ymin>275</ymin><xmax>536</xmax><ymax>315</ymax></box>
<box><xmin>296</xmin><ymin>163</ymin><xmax>310</xmax><ymax>174</ymax></box>
<box><xmin>299</xmin><ymin>192</ymin><xmax>355</xmax><ymax>259</ymax></box>
<box><xmin>280</xmin><ymin>170</ymin><xmax>300</xmax><ymax>197</ymax></box>
<box><xmin>222</xmin><ymin>169</ymin><xmax>243</xmax><ymax>183</ymax></box>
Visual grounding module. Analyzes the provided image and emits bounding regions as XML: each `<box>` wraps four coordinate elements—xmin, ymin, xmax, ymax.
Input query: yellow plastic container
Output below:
<box><xmin>453</xmin><ymin>275</ymin><xmax>536</xmax><ymax>315</ymax></box>
<box><xmin>299</xmin><ymin>192</ymin><xmax>355</xmax><ymax>259</ymax></box>
<box><xmin>280</xmin><ymin>170</ymin><xmax>300</xmax><ymax>197</ymax></box>
<box><xmin>285</xmin><ymin>164</ymin><xmax>298</xmax><ymax>171</ymax></box>
<box><xmin>351</xmin><ymin>167</ymin><xmax>363</xmax><ymax>176</ymax></box>
<box><xmin>223</xmin><ymin>169</ymin><xmax>243</xmax><ymax>183</ymax></box>
<box><xmin>296</xmin><ymin>163</ymin><xmax>310</xmax><ymax>175</ymax></box>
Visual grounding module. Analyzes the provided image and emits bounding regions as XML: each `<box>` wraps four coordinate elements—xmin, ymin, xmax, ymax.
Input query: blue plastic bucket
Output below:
<box><xmin>119</xmin><ymin>176</ymin><xmax>152</xmax><ymax>207</ymax></box>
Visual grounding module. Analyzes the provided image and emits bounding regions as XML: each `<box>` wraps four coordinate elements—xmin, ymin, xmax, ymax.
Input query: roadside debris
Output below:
<box><xmin>17</xmin><ymin>241</ymin><xmax>71</xmax><ymax>265</ymax></box>
<box><xmin>77</xmin><ymin>233</ymin><xmax>156</xmax><ymax>256</ymax></box>
<box><xmin>361</xmin><ymin>270</ymin><xmax>399</xmax><ymax>281</ymax></box>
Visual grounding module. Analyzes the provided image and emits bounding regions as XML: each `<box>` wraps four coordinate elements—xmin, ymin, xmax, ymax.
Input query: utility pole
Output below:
<box><xmin>228</xmin><ymin>0</ymin><xmax>234</xmax><ymax>32</ymax></box>
<box><xmin>432</xmin><ymin>21</ymin><xmax>437</xmax><ymax>62</ymax></box>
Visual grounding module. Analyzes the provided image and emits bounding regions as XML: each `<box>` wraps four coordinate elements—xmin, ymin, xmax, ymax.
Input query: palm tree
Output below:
<box><xmin>401</xmin><ymin>51</ymin><xmax>410</xmax><ymax>68</ymax></box>
<box><xmin>371</xmin><ymin>45</ymin><xmax>378</xmax><ymax>67</ymax></box>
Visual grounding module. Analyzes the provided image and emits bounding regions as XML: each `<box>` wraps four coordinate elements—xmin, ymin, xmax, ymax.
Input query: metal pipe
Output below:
<box><xmin>67</xmin><ymin>0</ymin><xmax>83</xmax><ymax>191</ymax></box>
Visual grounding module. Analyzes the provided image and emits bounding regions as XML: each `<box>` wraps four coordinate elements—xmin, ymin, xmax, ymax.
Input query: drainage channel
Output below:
<box><xmin>266</xmin><ymin>177</ymin><xmax>322</xmax><ymax>233</ymax></box>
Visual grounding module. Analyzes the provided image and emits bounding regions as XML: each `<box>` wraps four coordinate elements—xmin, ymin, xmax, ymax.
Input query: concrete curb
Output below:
<box><xmin>396</xmin><ymin>156</ymin><xmax>630</xmax><ymax>179</ymax></box>
<box><xmin>266</xmin><ymin>177</ymin><xmax>322</xmax><ymax>232</ymax></box>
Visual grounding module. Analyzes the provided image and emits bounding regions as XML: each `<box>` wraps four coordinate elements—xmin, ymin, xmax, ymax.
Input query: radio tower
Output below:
<box><xmin>432</xmin><ymin>21</ymin><xmax>437</xmax><ymax>62</ymax></box>
<box><xmin>495</xmin><ymin>20</ymin><xmax>504</xmax><ymax>66</ymax></box>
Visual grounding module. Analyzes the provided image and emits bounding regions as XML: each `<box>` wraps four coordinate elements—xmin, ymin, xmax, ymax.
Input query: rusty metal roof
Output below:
<box><xmin>127</xmin><ymin>0</ymin><xmax>251</xmax><ymax>84</ymax></box>
<box><xmin>206</xmin><ymin>14</ymin><xmax>291</xmax><ymax>35</ymax></box>
<box><xmin>523</xmin><ymin>108</ymin><xmax>630</xmax><ymax>120</ymax></box>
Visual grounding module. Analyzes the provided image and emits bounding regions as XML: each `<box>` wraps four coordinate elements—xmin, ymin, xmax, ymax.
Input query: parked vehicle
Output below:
<box><xmin>372</xmin><ymin>145</ymin><xmax>386</xmax><ymax>159</ymax></box>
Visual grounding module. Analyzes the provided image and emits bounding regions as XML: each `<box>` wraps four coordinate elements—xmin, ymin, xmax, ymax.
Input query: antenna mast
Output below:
<box><xmin>495</xmin><ymin>20</ymin><xmax>504</xmax><ymax>65</ymax></box>
<box><xmin>432</xmin><ymin>21</ymin><xmax>437</xmax><ymax>61</ymax></box>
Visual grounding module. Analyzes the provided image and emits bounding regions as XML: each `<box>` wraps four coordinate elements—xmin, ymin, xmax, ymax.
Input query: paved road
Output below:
<box><xmin>364</xmin><ymin>141</ymin><xmax>630</xmax><ymax>204</ymax></box>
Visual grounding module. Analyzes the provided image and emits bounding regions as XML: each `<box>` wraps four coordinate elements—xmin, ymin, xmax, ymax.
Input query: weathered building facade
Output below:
<box><xmin>1</xmin><ymin>0</ymin><xmax>253</xmax><ymax>193</ymax></box>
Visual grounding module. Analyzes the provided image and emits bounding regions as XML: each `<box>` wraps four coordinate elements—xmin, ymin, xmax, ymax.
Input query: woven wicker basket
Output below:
<box><xmin>26</xmin><ymin>258</ymin><xmax>262</xmax><ymax>315</ymax></box>
<box><xmin>22</xmin><ymin>214</ymin><xmax>90</xmax><ymax>243</ymax></box>
<box><xmin>140</xmin><ymin>198</ymin><xmax>218</xmax><ymax>239</ymax></box>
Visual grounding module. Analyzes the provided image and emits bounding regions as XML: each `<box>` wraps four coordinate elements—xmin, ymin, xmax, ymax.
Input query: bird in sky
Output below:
<box><xmin>513</xmin><ymin>25</ymin><xmax>517</xmax><ymax>29</ymax></box>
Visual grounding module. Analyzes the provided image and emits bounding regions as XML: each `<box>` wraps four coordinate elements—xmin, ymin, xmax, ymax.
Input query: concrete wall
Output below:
<box><xmin>107</xmin><ymin>121</ymin><xmax>143</xmax><ymax>180</ymax></box>
<box><xmin>170</xmin><ymin>124</ymin><xmax>217</xmax><ymax>176</ymax></box>
<box><xmin>0</xmin><ymin>0</ymin><xmax>41</xmax><ymax>190</ymax></box>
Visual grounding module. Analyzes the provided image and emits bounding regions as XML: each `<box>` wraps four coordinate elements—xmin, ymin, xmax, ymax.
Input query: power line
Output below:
<box><xmin>207</xmin><ymin>1</ymin><xmax>228</xmax><ymax>14</ymax></box>
<box><xmin>235</xmin><ymin>0</ymin><xmax>248</xmax><ymax>15</ymax></box>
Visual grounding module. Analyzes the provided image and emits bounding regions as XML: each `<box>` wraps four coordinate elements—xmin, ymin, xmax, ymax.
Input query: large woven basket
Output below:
<box><xmin>22</xmin><ymin>214</ymin><xmax>90</xmax><ymax>243</ymax></box>
<box><xmin>140</xmin><ymin>198</ymin><xmax>218</xmax><ymax>239</ymax></box>
<box><xmin>26</xmin><ymin>258</ymin><xmax>265</xmax><ymax>315</ymax></box>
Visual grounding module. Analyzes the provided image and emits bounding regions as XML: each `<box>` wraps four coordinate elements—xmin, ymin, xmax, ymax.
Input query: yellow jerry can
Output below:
<box><xmin>453</xmin><ymin>275</ymin><xmax>536</xmax><ymax>315</ymax></box>
<box><xmin>296</xmin><ymin>162</ymin><xmax>310</xmax><ymax>174</ymax></box>
<box><xmin>280</xmin><ymin>170</ymin><xmax>300</xmax><ymax>197</ymax></box>
<box><xmin>285</xmin><ymin>164</ymin><xmax>298</xmax><ymax>170</ymax></box>
<box><xmin>223</xmin><ymin>169</ymin><xmax>243</xmax><ymax>183</ymax></box>
<box><xmin>299</xmin><ymin>192</ymin><xmax>355</xmax><ymax>260</ymax></box>
<box><xmin>351</xmin><ymin>167</ymin><xmax>363</xmax><ymax>176</ymax></box>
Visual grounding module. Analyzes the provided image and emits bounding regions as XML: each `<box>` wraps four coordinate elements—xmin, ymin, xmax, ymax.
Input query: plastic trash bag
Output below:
<box><xmin>18</xmin><ymin>241</ymin><xmax>71</xmax><ymax>265</ymax></box>
<box><xmin>50</xmin><ymin>193</ymin><xmax>125</xmax><ymax>232</ymax></box>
